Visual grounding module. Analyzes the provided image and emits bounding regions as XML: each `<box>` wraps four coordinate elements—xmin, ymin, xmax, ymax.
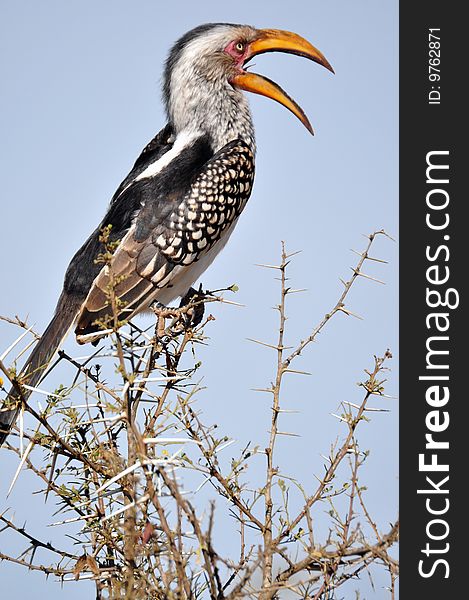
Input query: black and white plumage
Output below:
<box><xmin>75</xmin><ymin>137</ymin><xmax>255</xmax><ymax>340</ymax></box>
<box><xmin>0</xmin><ymin>23</ymin><xmax>332</xmax><ymax>446</ymax></box>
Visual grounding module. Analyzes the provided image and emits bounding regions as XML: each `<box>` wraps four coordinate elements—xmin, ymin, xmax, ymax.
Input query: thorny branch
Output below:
<box><xmin>0</xmin><ymin>231</ymin><xmax>398</xmax><ymax>598</ymax></box>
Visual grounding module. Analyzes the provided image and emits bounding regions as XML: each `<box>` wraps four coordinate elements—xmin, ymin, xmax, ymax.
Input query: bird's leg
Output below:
<box><xmin>151</xmin><ymin>285</ymin><xmax>206</xmax><ymax>339</ymax></box>
<box><xmin>166</xmin><ymin>286</ymin><xmax>206</xmax><ymax>335</ymax></box>
<box><xmin>179</xmin><ymin>285</ymin><xmax>205</xmax><ymax>328</ymax></box>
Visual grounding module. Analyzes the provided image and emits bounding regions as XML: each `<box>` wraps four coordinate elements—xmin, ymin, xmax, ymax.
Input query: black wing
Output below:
<box><xmin>110</xmin><ymin>123</ymin><xmax>175</xmax><ymax>203</ymax></box>
<box><xmin>0</xmin><ymin>125</ymin><xmax>178</xmax><ymax>446</ymax></box>
<box><xmin>74</xmin><ymin>139</ymin><xmax>255</xmax><ymax>341</ymax></box>
<box><xmin>62</xmin><ymin>124</ymin><xmax>175</xmax><ymax>303</ymax></box>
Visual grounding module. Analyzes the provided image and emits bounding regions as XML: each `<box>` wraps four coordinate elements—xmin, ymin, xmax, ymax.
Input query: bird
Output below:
<box><xmin>0</xmin><ymin>23</ymin><xmax>333</xmax><ymax>446</ymax></box>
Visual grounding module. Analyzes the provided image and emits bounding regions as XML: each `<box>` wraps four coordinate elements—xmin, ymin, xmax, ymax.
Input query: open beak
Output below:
<box><xmin>231</xmin><ymin>29</ymin><xmax>334</xmax><ymax>135</ymax></box>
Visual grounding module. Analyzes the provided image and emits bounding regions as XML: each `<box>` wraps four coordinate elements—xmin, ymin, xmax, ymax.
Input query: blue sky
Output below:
<box><xmin>0</xmin><ymin>1</ymin><xmax>398</xmax><ymax>596</ymax></box>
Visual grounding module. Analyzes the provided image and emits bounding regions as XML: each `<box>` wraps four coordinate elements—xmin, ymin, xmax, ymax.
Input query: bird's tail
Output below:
<box><xmin>0</xmin><ymin>293</ymin><xmax>80</xmax><ymax>446</ymax></box>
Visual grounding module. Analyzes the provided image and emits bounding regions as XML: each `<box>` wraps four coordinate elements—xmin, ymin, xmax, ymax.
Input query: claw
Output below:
<box><xmin>179</xmin><ymin>286</ymin><xmax>205</xmax><ymax>328</ymax></box>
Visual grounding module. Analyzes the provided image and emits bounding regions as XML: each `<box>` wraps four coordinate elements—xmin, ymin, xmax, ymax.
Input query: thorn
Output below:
<box><xmin>194</xmin><ymin>475</ymin><xmax>211</xmax><ymax>494</ymax></box>
<box><xmin>7</xmin><ymin>438</ymin><xmax>36</xmax><ymax>497</ymax></box>
<box><xmin>342</xmin><ymin>401</ymin><xmax>390</xmax><ymax>413</ymax></box>
<box><xmin>81</xmin><ymin>462</ymin><xmax>145</xmax><ymax>505</ymax></box>
<box><xmin>48</xmin><ymin>514</ymin><xmax>98</xmax><ymax>527</ymax></box>
<box><xmin>142</xmin><ymin>437</ymin><xmax>202</xmax><ymax>445</ymax></box>
<box><xmin>79</xmin><ymin>414</ymin><xmax>123</xmax><ymax>426</ymax></box>
<box><xmin>246</xmin><ymin>338</ymin><xmax>292</xmax><ymax>351</ymax></box>
<box><xmin>63</xmin><ymin>403</ymin><xmax>103</xmax><ymax>409</ymax></box>
<box><xmin>338</xmin><ymin>306</ymin><xmax>364</xmax><ymax>320</ymax></box>
<box><xmin>366</xmin><ymin>255</ymin><xmax>389</xmax><ymax>264</ymax></box>
<box><xmin>76</xmin><ymin>329</ymin><xmax>114</xmax><ymax>344</ymax></box>
<box><xmin>342</xmin><ymin>401</ymin><xmax>361</xmax><ymax>410</ymax></box>
<box><xmin>351</xmin><ymin>268</ymin><xmax>386</xmax><ymax>285</ymax></box>
<box><xmin>10</xmin><ymin>338</ymin><xmax>37</xmax><ymax>363</ymax></box>
<box><xmin>377</xmin><ymin>230</ymin><xmax>396</xmax><ymax>242</ymax></box>
<box><xmin>0</xmin><ymin>327</ymin><xmax>36</xmax><ymax>362</ymax></box>
<box><xmin>285</xmin><ymin>249</ymin><xmax>302</xmax><ymax>259</ymax></box>
<box><xmin>133</xmin><ymin>375</ymin><xmax>184</xmax><ymax>384</ymax></box>
<box><xmin>19</xmin><ymin>408</ymin><xmax>24</xmax><ymax>458</ymax></box>
<box><xmin>217</xmin><ymin>298</ymin><xmax>245</xmax><ymax>308</ymax></box>
<box><xmin>45</xmin><ymin>445</ymin><xmax>59</xmax><ymax>504</ymax></box>
<box><xmin>215</xmin><ymin>439</ymin><xmax>236</xmax><ymax>452</ymax></box>
<box><xmin>350</xmin><ymin>248</ymin><xmax>366</xmax><ymax>259</ymax></box>
<box><xmin>351</xmin><ymin>249</ymin><xmax>388</xmax><ymax>264</ymax></box>
<box><xmin>255</xmin><ymin>263</ymin><xmax>281</xmax><ymax>270</ymax></box>
<box><xmin>102</xmin><ymin>494</ymin><xmax>150</xmax><ymax>522</ymax></box>
<box><xmin>282</xmin><ymin>369</ymin><xmax>312</xmax><ymax>376</ymax></box>
<box><xmin>331</xmin><ymin>413</ymin><xmax>349</xmax><ymax>423</ymax></box>
<box><xmin>22</xmin><ymin>385</ymin><xmax>65</xmax><ymax>398</ymax></box>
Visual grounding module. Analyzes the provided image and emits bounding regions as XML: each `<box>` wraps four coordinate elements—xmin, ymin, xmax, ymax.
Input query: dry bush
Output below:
<box><xmin>0</xmin><ymin>231</ymin><xmax>398</xmax><ymax>599</ymax></box>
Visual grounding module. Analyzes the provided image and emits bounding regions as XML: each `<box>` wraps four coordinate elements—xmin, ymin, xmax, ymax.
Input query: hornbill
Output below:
<box><xmin>0</xmin><ymin>23</ymin><xmax>333</xmax><ymax>446</ymax></box>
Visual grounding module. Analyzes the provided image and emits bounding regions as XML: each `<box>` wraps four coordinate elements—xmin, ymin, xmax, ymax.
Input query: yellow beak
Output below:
<box><xmin>231</xmin><ymin>29</ymin><xmax>334</xmax><ymax>135</ymax></box>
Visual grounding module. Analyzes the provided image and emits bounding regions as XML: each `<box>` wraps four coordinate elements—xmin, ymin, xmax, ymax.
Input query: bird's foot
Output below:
<box><xmin>151</xmin><ymin>286</ymin><xmax>206</xmax><ymax>338</ymax></box>
<box><xmin>179</xmin><ymin>285</ymin><xmax>206</xmax><ymax>328</ymax></box>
